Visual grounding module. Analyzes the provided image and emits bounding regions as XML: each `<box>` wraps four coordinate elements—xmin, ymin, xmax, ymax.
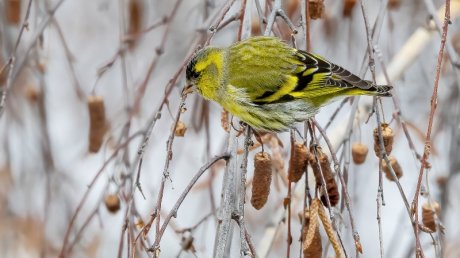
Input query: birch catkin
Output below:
<box><xmin>302</xmin><ymin>202</ymin><xmax>322</xmax><ymax>258</ymax></box>
<box><xmin>251</xmin><ymin>152</ymin><xmax>273</xmax><ymax>210</ymax></box>
<box><xmin>288</xmin><ymin>142</ymin><xmax>309</xmax><ymax>182</ymax></box>
<box><xmin>373</xmin><ymin>123</ymin><xmax>394</xmax><ymax>157</ymax></box>
<box><xmin>88</xmin><ymin>95</ymin><xmax>106</xmax><ymax>153</ymax></box>
<box><xmin>422</xmin><ymin>201</ymin><xmax>441</xmax><ymax>231</ymax></box>
<box><xmin>309</xmin><ymin>149</ymin><xmax>339</xmax><ymax>206</ymax></box>
<box><xmin>6</xmin><ymin>0</ymin><xmax>21</xmax><ymax>24</ymax></box>
<box><xmin>381</xmin><ymin>156</ymin><xmax>403</xmax><ymax>181</ymax></box>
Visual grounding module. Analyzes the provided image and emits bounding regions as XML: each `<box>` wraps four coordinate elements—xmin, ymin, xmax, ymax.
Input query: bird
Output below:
<box><xmin>185</xmin><ymin>36</ymin><xmax>392</xmax><ymax>132</ymax></box>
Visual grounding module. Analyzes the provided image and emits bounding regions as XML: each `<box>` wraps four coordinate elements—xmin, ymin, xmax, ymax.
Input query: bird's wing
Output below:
<box><xmin>227</xmin><ymin>37</ymin><xmax>308</xmax><ymax>105</ymax></box>
<box><xmin>297</xmin><ymin>50</ymin><xmax>392</xmax><ymax>95</ymax></box>
<box><xmin>297</xmin><ymin>50</ymin><xmax>373</xmax><ymax>89</ymax></box>
<box><xmin>227</xmin><ymin>37</ymin><xmax>391</xmax><ymax>107</ymax></box>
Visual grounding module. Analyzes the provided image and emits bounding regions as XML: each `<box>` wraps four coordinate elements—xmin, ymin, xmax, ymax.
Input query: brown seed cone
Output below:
<box><xmin>388</xmin><ymin>0</ymin><xmax>400</xmax><ymax>9</ymax></box>
<box><xmin>288</xmin><ymin>143</ymin><xmax>309</xmax><ymax>182</ymax></box>
<box><xmin>343</xmin><ymin>0</ymin><xmax>357</xmax><ymax>17</ymax></box>
<box><xmin>6</xmin><ymin>0</ymin><xmax>21</xmax><ymax>24</ymax></box>
<box><xmin>104</xmin><ymin>194</ymin><xmax>121</xmax><ymax>213</ymax></box>
<box><xmin>309</xmin><ymin>150</ymin><xmax>339</xmax><ymax>206</ymax></box>
<box><xmin>436</xmin><ymin>176</ymin><xmax>448</xmax><ymax>187</ymax></box>
<box><xmin>24</xmin><ymin>84</ymin><xmax>41</xmax><ymax>102</ymax></box>
<box><xmin>88</xmin><ymin>95</ymin><xmax>107</xmax><ymax>153</ymax></box>
<box><xmin>381</xmin><ymin>156</ymin><xmax>403</xmax><ymax>181</ymax></box>
<box><xmin>373</xmin><ymin>123</ymin><xmax>394</xmax><ymax>157</ymax></box>
<box><xmin>302</xmin><ymin>208</ymin><xmax>322</xmax><ymax>258</ymax></box>
<box><xmin>351</xmin><ymin>143</ymin><xmax>369</xmax><ymax>165</ymax></box>
<box><xmin>127</xmin><ymin>0</ymin><xmax>143</xmax><ymax>48</ymax></box>
<box><xmin>309</xmin><ymin>0</ymin><xmax>325</xmax><ymax>20</ymax></box>
<box><xmin>174</xmin><ymin>121</ymin><xmax>187</xmax><ymax>137</ymax></box>
<box><xmin>422</xmin><ymin>201</ymin><xmax>441</xmax><ymax>231</ymax></box>
<box><xmin>320</xmin><ymin>176</ymin><xmax>340</xmax><ymax>207</ymax></box>
<box><xmin>286</xmin><ymin>0</ymin><xmax>300</xmax><ymax>19</ymax></box>
<box><xmin>251</xmin><ymin>152</ymin><xmax>273</xmax><ymax>210</ymax></box>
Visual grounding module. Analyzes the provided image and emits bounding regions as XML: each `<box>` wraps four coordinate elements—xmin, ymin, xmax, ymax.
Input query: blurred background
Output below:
<box><xmin>1</xmin><ymin>0</ymin><xmax>460</xmax><ymax>257</ymax></box>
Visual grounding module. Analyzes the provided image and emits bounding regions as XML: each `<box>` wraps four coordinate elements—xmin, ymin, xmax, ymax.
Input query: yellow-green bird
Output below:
<box><xmin>186</xmin><ymin>36</ymin><xmax>392</xmax><ymax>132</ymax></box>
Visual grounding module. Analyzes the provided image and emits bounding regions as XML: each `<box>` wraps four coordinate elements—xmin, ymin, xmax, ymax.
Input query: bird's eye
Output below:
<box><xmin>191</xmin><ymin>70</ymin><xmax>200</xmax><ymax>79</ymax></box>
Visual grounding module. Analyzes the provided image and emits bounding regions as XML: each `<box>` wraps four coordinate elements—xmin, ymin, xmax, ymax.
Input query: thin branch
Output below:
<box><xmin>58</xmin><ymin>132</ymin><xmax>143</xmax><ymax>258</ymax></box>
<box><xmin>0</xmin><ymin>0</ymin><xmax>34</xmax><ymax>117</ymax></box>
<box><xmin>312</xmin><ymin>119</ymin><xmax>360</xmax><ymax>256</ymax></box>
<box><xmin>151</xmin><ymin>154</ymin><xmax>231</xmax><ymax>249</ymax></box>
<box><xmin>412</xmin><ymin>1</ymin><xmax>451</xmax><ymax>257</ymax></box>
<box><xmin>263</xmin><ymin>0</ymin><xmax>281</xmax><ymax>35</ymax></box>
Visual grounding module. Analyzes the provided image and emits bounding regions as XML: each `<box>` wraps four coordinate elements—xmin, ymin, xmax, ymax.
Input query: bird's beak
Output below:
<box><xmin>182</xmin><ymin>83</ymin><xmax>195</xmax><ymax>96</ymax></box>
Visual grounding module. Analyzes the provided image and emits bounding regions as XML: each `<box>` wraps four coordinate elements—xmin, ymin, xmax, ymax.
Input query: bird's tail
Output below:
<box><xmin>369</xmin><ymin>84</ymin><xmax>393</xmax><ymax>97</ymax></box>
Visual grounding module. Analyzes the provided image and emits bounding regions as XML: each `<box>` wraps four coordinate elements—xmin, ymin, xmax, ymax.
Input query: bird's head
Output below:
<box><xmin>185</xmin><ymin>47</ymin><xmax>225</xmax><ymax>101</ymax></box>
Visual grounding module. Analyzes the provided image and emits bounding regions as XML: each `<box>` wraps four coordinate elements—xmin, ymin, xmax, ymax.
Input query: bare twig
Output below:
<box><xmin>2</xmin><ymin>0</ymin><xmax>67</xmax><ymax>117</ymax></box>
<box><xmin>412</xmin><ymin>1</ymin><xmax>451</xmax><ymax>257</ymax></box>
<box><xmin>213</xmin><ymin>125</ymin><xmax>239</xmax><ymax>258</ymax></box>
<box><xmin>312</xmin><ymin>120</ymin><xmax>359</xmax><ymax>256</ymax></box>
<box><xmin>0</xmin><ymin>0</ymin><xmax>33</xmax><ymax>117</ymax></box>
<box><xmin>235</xmin><ymin>127</ymin><xmax>253</xmax><ymax>256</ymax></box>
<box><xmin>59</xmin><ymin>132</ymin><xmax>143</xmax><ymax>258</ymax></box>
<box><xmin>151</xmin><ymin>154</ymin><xmax>230</xmax><ymax>249</ymax></box>
<box><xmin>263</xmin><ymin>0</ymin><xmax>281</xmax><ymax>35</ymax></box>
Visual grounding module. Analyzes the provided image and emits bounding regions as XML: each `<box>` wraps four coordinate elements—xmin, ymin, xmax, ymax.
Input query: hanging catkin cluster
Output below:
<box><xmin>288</xmin><ymin>142</ymin><xmax>309</xmax><ymax>182</ymax></box>
<box><xmin>251</xmin><ymin>152</ymin><xmax>273</xmax><ymax>210</ymax></box>
<box><xmin>309</xmin><ymin>148</ymin><xmax>339</xmax><ymax>207</ymax></box>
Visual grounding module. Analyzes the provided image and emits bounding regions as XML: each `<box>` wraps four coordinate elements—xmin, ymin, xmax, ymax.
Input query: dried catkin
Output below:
<box><xmin>251</xmin><ymin>152</ymin><xmax>273</xmax><ymax>210</ymax></box>
<box><xmin>104</xmin><ymin>194</ymin><xmax>120</xmax><ymax>213</ymax></box>
<box><xmin>343</xmin><ymin>0</ymin><xmax>357</xmax><ymax>17</ymax></box>
<box><xmin>88</xmin><ymin>95</ymin><xmax>106</xmax><ymax>153</ymax></box>
<box><xmin>388</xmin><ymin>0</ymin><xmax>401</xmax><ymax>9</ymax></box>
<box><xmin>6</xmin><ymin>0</ymin><xmax>21</xmax><ymax>24</ymax></box>
<box><xmin>316</xmin><ymin>199</ymin><xmax>344</xmax><ymax>258</ymax></box>
<box><xmin>287</xmin><ymin>0</ymin><xmax>300</xmax><ymax>19</ymax></box>
<box><xmin>288</xmin><ymin>142</ymin><xmax>309</xmax><ymax>182</ymax></box>
<box><xmin>381</xmin><ymin>156</ymin><xmax>403</xmax><ymax>181</ymax></box>
<box><xmin>351</xmin><ymin>143</ymin><xmax>368</xmax><ymax>165</ymax></box>
<box><xmin>127</xmin><ymin>0</ymin><xmax>143</xmax><ymax>47</ymax></box>
<box><xmin>174</xmin><ymin>121</ymin><xmax>187</xmax><ymax>137</ymax></box>
<box><xmin>220</xmin><ymin>110</ymin><xmax>230</xmax><ymax>132</ymax></box>
<box><xmin>309</xmin><ymin>150</ymin><xmax>339</xmax><ymax>206</ymax></box>
<box><xmin>302</xmin><ymin>204</ymin><xmax>322</xmax><ymax>258</ymax></box>
<box><xmin>422</xmin><ymin>201</ymin><xmax>441</xmax><ymax>231</ymax></box>
<box><xmin>309</xmin><ymin>0</ymin><xmax>325</xmax><ymax>19</ymax></box>
<box><xmin>24</xmin><ymin>84</ymin><xmax>41</xmax><ymax>102</ymax></box>
<box><xmin>373</xmin><ymin>123</ymin><xmax>394</xmax><ymax>157</ymax></box>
